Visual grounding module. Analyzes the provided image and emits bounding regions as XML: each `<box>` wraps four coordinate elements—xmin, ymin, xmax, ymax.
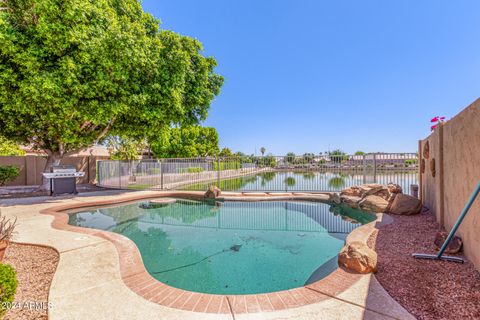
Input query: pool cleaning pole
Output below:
<box><xmin>413</xmin><ymin>181</ymin><xmax>480</xmax><ymax>263</ymax></box>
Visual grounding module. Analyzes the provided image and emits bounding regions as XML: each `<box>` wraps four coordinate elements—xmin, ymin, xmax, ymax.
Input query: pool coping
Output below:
<box><xmin>39</xmin><ymin>191</ymin><xmax>387</xmax><ymax>315</ymax></box>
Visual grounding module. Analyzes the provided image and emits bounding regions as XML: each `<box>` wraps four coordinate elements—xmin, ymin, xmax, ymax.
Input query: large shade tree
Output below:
<box><xmin>0</xmin><ymin>0</ymin><xmax>223</xmax><ymax>185</ymax></box>
<box><xmin>0</xmin><ymin>136</ymin><xmax>25</xmax><ymax>156</ymax></box>
<box><xmin>150</xmin><ymin>126</ymin><xmax>219</xmax><ymax>158</ymax></box>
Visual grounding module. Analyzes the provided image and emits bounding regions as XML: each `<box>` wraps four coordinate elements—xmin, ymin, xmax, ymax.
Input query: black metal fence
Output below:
<box><xmin>97</xmin><ymin>153</ymin><xmax>419</xmax><ymax>192</ymax></box>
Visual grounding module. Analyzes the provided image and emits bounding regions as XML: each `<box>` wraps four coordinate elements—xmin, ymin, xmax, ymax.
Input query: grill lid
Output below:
<box><xmin>50</xmin><ymin>165</ymin><xmax>77</xmax><ymax>173</ymax></box>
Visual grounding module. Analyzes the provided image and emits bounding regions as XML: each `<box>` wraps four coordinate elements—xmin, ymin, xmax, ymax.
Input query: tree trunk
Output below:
<box><xmin>40</xmin><ymin>151</ymin><xmax>62</xmax><ymax>191</ymax></box>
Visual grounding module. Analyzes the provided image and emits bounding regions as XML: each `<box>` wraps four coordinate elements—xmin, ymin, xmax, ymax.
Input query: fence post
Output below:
<box><xmin>362</xmin><ymin>154</ymin><xmax>366</xmax><ymax>184</ymax></box>
<box><xmin>118</xmin><ymin>160</ymin><xmax>121</xmax><ymax>188</ymax></box>
<box><xmin>160</xmin><ymin>160</ymin><xmax>164</xmax><ymax>190</ymax></box>
<box><xmin>217</xmin><ymin>157</ymin><xmax>221</xmax><ymax>187</ymax></box>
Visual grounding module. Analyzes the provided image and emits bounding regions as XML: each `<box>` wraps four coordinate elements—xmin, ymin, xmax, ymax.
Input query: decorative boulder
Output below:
<box><xmin>341</xmin><ymin>186</ymin><xmax>363</xmax><ymax>198</ymax></box>
<box><xmin>387</xmin><ymin>183</ymin><xmax>403</xmax><ymax>194</ymax></box>
<box><xmin>389</xmin><ymin>193</ymin><xmax>421</xmax><ymax>215</ymax></box>
<box><xmin>359</xmin><ymin>195</ymin><xmax>389</xmax><ymax>213</ymax></box>
<box><xmin>204</xmin><ymin>185</ymin><xmax>221</xmax><ymax>199</ymax></box>
<box><xmin>340</xmin><ymin>195</ymin><xmax>362</xmax><ymax>209</ymax></box>
<box><xmin>434</xmin><ymin>231</ymin><xmax>463</xmax><ymax>254</ymax></box>
<box><xmin>360</xmin><ymin>184</ymin><xmax>385</xmax><ymax>196</ymax></box>
<box><xmin>331</xmin><ymin>192</ymin><xmax>341</xmax><ymax>204</ymax></box>
<box><xmin>338</xmin><ymin>241</ymin><xmax>377</xmax><ymax>274</ymax></box>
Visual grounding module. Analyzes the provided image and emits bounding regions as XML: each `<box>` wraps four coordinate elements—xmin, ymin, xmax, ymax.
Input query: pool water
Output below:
<box><xmin>68</xmin><ymin>200</ymin><xmax>375</xmax><ymax>294</ymax></box>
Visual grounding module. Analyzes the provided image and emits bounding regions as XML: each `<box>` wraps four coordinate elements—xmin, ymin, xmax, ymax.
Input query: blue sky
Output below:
<box><xmin>141</xmin><ymin>0</ymin><xmax>480</xmax><ymax>155</ymax></box>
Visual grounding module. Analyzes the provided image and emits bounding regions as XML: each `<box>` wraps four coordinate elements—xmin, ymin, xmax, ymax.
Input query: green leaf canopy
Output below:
<box><xmin>150</xmin><ymin>126</ymin><xmax>219</xmax><ymax>158</ymax></box>
<box><xmin>0</xmin><ymin>0</ymin><xmax>223</xmax><ymax>166</ymax></box>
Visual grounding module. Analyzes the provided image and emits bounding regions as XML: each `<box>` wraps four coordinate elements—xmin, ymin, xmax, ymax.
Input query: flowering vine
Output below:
<box><xmin>431</xmin><ymin>116</ymin><xmax>446</xmax><ymax>131</ymax></box>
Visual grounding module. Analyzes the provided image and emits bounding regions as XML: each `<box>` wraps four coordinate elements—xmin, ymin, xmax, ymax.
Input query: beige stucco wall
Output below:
<box><xmin>420</xmin><ymin>128</ymin><xmax>442</xmax><ymax>222</ymax></box>
<box><xmin>420</xmin><ymin>98</ymin><xmax>480</xmax><ymax>270</ymax></box>
<box><xmin>0</xmin><ymin>155</ymin><xmax>108</xmax><ymax>186</ymax></box>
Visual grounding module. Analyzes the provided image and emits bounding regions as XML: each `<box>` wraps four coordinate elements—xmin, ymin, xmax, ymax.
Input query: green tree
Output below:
<box><xmin>0</xmin><ymin>0</ymin><xmax>223</xmax><ymax>187</ymax></box>
<box><xmin>285</xmin><ymin>152</ymin><xmax>296</xmax><ymax>164</ymax></box>
<box><xmin>354</xmin><ymin>151</ymin><xmax>366</xmax><ymax>155</ymax></box>
<box><xmin>260</xmin><ymin>147</ymin><xmax>266</xmax><ymax>156</ymax></box>
<box><xmin>218</xmin><ymin>147</ymin><xmax>233</xmax><ymax>157</ymax></box>
<box><xmin>302</xmin><ymin>153</ymin><xmax>315</xmax><ymax>163</ymax></box>
<box><xmin>0</xmin><ymin>136</ymin><xmax>25</xmax><ymax>156</ymax></box>
<box><xmin>150</xmin><ymin>126</ymin><xmax>219</xmax><ymax>158</ymax></box>
<box><xmin>329</xmin><ymin>149</ymin><xmax>349</xmax><ymax>163</ymax></box>
<box><xmin>106</xmin><ymin>136</ymin><xmax>146</xmax><ymax>161</ymax></box>
<box><xmin>263</xmin><ymin>154</ymin><xmax>277</xmax><ymax>167</ymax></box>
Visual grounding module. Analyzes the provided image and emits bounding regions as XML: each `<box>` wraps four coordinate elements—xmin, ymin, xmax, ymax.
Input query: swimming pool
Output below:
<box><xmin>68</xmin><ymin>199</ymin><xmax>375</xmax><ymax>294</ymax></box>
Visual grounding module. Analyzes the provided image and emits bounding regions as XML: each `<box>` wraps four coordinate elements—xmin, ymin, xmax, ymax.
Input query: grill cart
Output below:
<box><xmin>42</xmin><ymin>165</ymin><xmax>85</xmax><ymax>196</ymax></box>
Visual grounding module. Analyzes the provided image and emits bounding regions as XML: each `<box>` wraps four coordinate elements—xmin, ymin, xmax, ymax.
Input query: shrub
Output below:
<box><xmin>404</xmin><ymin>159</ymin><xmax>418</xmax><ymax>166</ymax></box>
<box><xmin>0</xmin><ymin>166</ymin><xmax>20</xmax><ymax>186</ymax></box>
<box><xmin>179</xmin><ymin>167</ymin><xmax>204</xmax><ymax>173</ymax></box>
<box><xmin>214</xmin><ymin>161</ymin><xmax>241</xmax><ymax>171</ymax></box>
<box><xmin>0</xmin><ymin>213</ymin><xmax>16</xmax><ymax>243</ymax></box>
<box><xmin>0</xmin><ymin>264</ymin><xmax>17</xmax><ymax>316</ymax></box>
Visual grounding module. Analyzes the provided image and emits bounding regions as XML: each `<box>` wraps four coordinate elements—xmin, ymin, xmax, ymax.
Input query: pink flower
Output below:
<box><xmin>431</xmin><ymin>116</ymin><xmax>439</xmax><ymax>123</ymax></box>
<box><xmin>431</xmin><ymin>124</ymin><xmax>438</xmax><ymax>131</ymax></box>
<box><xmin>440</xmin><ymin>116</ymin><xmax>446</xmax><ymax>120</ymax></box>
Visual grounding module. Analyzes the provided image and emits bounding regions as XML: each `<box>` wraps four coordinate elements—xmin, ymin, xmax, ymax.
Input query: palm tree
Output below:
<box><xmin>260</xmin><ymin>147</ymin><xmax>266</xmax><ymax>156</ymax></box>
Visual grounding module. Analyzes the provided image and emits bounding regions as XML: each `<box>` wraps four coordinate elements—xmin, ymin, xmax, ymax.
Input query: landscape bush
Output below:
<box><xmin>214</xmin><ymin>161</ymin><xmax>241</xmax><ymax>171</ymax></box>
<box><xmin>0</xmin><ymin>264</ymin><xmax>17</xmax><ymax>316</ymax></box>
<box><xmin>0</xmin><ymin>166</ymin><xmax>20</xmax><ymax>186</ymax></box>
<box><xmin>179</xmin><ymin>167</ymin><xmax>204</xmax><ymax>173</ymax></box>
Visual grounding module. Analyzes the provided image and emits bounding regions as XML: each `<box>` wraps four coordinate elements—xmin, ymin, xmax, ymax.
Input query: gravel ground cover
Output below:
<box><xmin>369</xmin><ymin>209</ymin><xmax>480</xmax><ymax>320</ymax></box>
<box><xmin>3</xmin><ymin>243</ymin><xmax>59</xmax><ymax>320</ymax></box>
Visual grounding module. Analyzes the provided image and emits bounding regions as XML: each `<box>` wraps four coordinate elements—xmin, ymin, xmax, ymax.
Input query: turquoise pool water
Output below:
<box><xmin>68</xmin><ymin>200</ymin><xmax>375</xmax><ymax>294</ymax></box>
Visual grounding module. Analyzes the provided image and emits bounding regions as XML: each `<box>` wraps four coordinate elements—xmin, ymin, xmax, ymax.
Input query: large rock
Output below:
<box><xmin>338</xmin><ymin>241</ymin><xmax>377</xmax><ymax>274</ymax></box>
<box><xmin>360</xmin><ymin>184</ymin><xmax>385</xmax><ymax>196</ymax></box>
<box><xmin>434</xmin><ymin>231</ymin><xmax>463</xmax><ymax>254</ymax></box>
<box><xmin>341</xmin><ymin>186</ymin><xmax>363</xmax><ymax>197</ymax></box>
<box><xmin>204</xmin><ymin>185</ymin><xmax>221</xmax><ymax>199</ymax></box>
<box><xmin>389</xmin><ymin>193</ymin><xmax>421</xmax><ymax>215</ymax></box>
<box><xmin>359</xmin><ymin>195</ymin><xmax>389</xmax><ymax>213</ymax></box>
<box><xmin>387</xmin><ymin>183</ymin><xmax>403</xmax><ymax>194</ymax></box>
<box><xmin>330</xmin><ymin>192</ymin><xmax>341</xmax><ymax>204</ymax></box>
<box><xmin>340</xmin><ymin>195</ymin><xmax>362</xmax><ymax>209</ymax></box>
<box><xmin>341</xmin><ymin>183</ymin><xmax>398</xmax><ymax>201</ymax></box>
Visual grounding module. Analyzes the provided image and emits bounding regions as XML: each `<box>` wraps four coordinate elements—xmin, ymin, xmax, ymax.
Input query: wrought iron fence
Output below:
<box><xmin>97</xmin><ymin>153</ymin><xmax>419</xmax><ymax>192</ymax></box>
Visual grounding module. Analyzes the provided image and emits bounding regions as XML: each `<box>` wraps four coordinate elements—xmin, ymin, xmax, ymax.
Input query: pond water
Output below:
<box><xmin>183</xmin><ymin>170</ymin><xmax>418</xmax><ymax>192</ymax></box>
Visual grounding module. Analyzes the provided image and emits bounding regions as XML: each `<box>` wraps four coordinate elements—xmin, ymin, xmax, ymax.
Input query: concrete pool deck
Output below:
<box><xmin>0</xmin><ymin>190</ymin><xmax>415</xmax><ymax>320</ymax></box>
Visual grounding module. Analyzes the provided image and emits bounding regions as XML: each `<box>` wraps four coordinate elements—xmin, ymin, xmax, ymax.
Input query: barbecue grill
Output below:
<box><xmin>42</xmin><ymin>165</ymin><xmax>85</xmax><ymax>196</ymax></box>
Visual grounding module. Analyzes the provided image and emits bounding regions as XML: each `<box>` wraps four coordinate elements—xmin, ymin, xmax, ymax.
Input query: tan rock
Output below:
<box><xmin>389</xmin><ymin>193</ymin><xmax>422</xmax><ymax>215</ymax></box>
<box><xmin>340</xmin><ymin>186</ymin><xmax>363</xmax><ymax>197</ymax></box>
<box><xmin>387</xmin><ymin>183</ymin><xmax>403</xmax><ymax>194</ymax></box>
<box><xmin>331</xmin><ymin>192</ymin><xmax>341</xmax><ymax>204</ymax></box>
<box><xmin>360</xmin><ymin>184</ymin><xmax>384</xmax><ymax>196</ymax></box>
<box><xmin>338</xmin><ymin>241</ymin><xmax>377</xmax><ymax>274</ymax></box>
<box><xmin>340</xmin><ymin>195</ymin><xmax>362</xmax><ymax>209</ymax></box>
<box><xmin>359</xmin><ymin>195</ymin><xmax>389</xmax><ymax>213</ymax></box>
<box><xmin>204</xmin><ymin>185</ymin><xmax>221</xmax><ymax>199</ymax></box>
<box><xmin>434</xmin><ymin>231</ymin><xmax>463</xmax><ymax>254</ymax></box>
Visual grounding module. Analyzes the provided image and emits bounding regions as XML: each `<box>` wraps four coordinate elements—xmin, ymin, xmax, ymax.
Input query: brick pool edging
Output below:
<box><xmin>40</xmin><ymin>191</ymin><xmax>384</xmax><ymax>315</ymax></box>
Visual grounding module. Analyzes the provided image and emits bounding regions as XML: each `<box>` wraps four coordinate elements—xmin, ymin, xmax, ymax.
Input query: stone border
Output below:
<box><xmin>40</xmin><ymin>191</ymin><xmax>384</xmax><ymax>314</ymax></box>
